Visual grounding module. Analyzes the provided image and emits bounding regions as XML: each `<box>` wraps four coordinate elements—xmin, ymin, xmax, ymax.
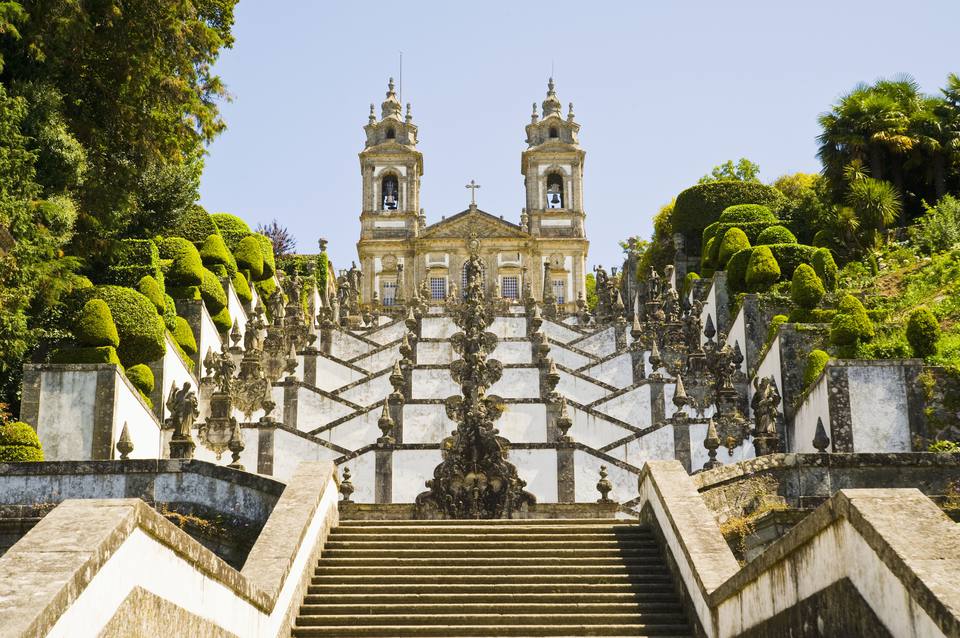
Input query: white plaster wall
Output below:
<box><xmin>751</xmin><ymin>335</ymin><xmax>783</xmax><ymax>416</ymax></box>
<box><xmin>190</xmin><ymin>425</ymin><xmax>259</xmax><ymax>472</ymax></box>
<box><xmin>581</xmin><ymin>353</ymin><xmax>633</xmax><ymax>389</ymax></box>
<box><xmin>700</xmin><ymin>280</ymin><xmax>718</xmax><ymax>347</ymax></box>
<box><xmin>508</xmin><ymin>448</ymin><xmax>558</xmax><ymax>503</ymax></box>
<box><xmin>352</xmin><ymin>344</ymin><xmax>400</xmax><ymax>373</ymax></box>
<box><xmin>111</xmin><ymin>374</ymin><xmax>161</xmax><ymax>459</ymax></box>
<box><xmin>416</xmin><ymin>341</ymin><xmax>454</xmax><ymax>365</ymax></box>
<box><xmin>338</xmin><ymin>451</ymin><xmax>376</xmax><ymax>503</ymax></box>
<box><xmin>849</xmin><ymin>365</ymin><xmax>912</xmax><ymax>452</ymax></box>
<box><xmin>556</xmin><ymin>370</ymin><xmax>609</xmax><ymax>405</ymax></box>
<box><xmin>508</xmin><ymin>305</ymin><xmax>525</xmax><ymax>314</ymax></box>
<box><xmin>497</xmin><ymin>403</ymin><xmax>547</xmax><ymax>443</ymax></box>
<box><xmin>420</xmin><ymin>317</ymin><xmax>458</xmax><ymax>339</ymax></box>
<box><xmin>488</xmin><ymin>368</ymin><xmax>540</xmax><ymax>399</ymax></box>
<box><xmin>618</xmin><ymin>425</ymin><xmax>675</xmax><ymax>467</ymax></box>
<box><xmin>688</xmin><ymin>422</ymin><xmax>755</xmax><ymax>471</ymax></box>
<box><xmin>157</xmin><ymin>337</ymin><xmax>197</xmax><ymax>423</ymax></box>
<box><xmin>549</xmin><ymin>344</ymin><xmax>593</xmax><ymax>370</ymax></box>
<box><xmin>314</xmin><ymin>356</ymin><xmax>365</xmax><ymax>391</ymax></box>
<box><xmin>392</xmin><ymin>449</ymin><xmax>442</xmax><ymax>502</ymax></box>
<box><xmin>726</xmin><ymin>305</ymin><xmax>748</xmax><ymax>374</ymax></box>
<box><xmin>36</xmin><ymin>369</ymin><xmax>98</xmax><ymax>460</ymax></box>
<box><xmin>365</xmin><ymin>320</ymin><xmax>406</xmax><ymax>345</ymax></box>
<box><xmin>271</xmin><ymin>429</ymin><xmax>340</xmax><ymax>482</ymax></box>
<box><xmin>541</xmin><ymin>320</ymin><xmax>581</xmax><ymax>344</ymax></box>
<box><xmin>792</xmin><ymin>372</ymin><xmax>831</xmax><ymax>453</ymax></box>
<box><xmin>411</xmin><ymin>368</ymin><xmax>459</xmax><ymax>399</ymax></box>
<box><xmin>296</xmin><ymin>388</ymin><xmax>354</xmax><ymax>429</ymax></box>
<box><xmin>593</xmin><ymin>385</ymin><xmax>652</xmax><ymax>428</ymax></box>
<box><xmin>321</xmin><ymin>409</ymin><xmax>380</xmax><ymax>450</ymax></box>
<box><xmin>403</xmin><ymin>404</ymin><xmax>456</xmax><ymax>443</ymax></box>
<box><xmin>197</xmin><ymin>303</ymin><xmax>222</xmax><ymax>365</ymax></box>
<box><xmin>573</xmin><ymin>450</ymin><xmax>637</xmax><ymax>503</ymax></box>
<box><xmin>570</xmin><ymin>406</ymin><xmax>633</xmax><ymax>449</ymax></box>
<box><xmin>491</xmin><ymin>341</ymin><xmax>532</xmax><ymax>365</ymax></box>
<box><xmin>329</xmin><ymin>331</ymin><xmax>372</xmax><ymax>360</ymax></box>
<box><xmin>490</xmin><ymin>317</ymin><xmax>526</xmax><ymax>339</ymax></box>
<box><xmin>573</xmin><ymin>327</ymin><xmax>616</xmax><ymax>358</ymax></box>
<box><xmin>337</xmin><ymin>372</ymin><xmax>392</xmax><ymax>406</ymax></box>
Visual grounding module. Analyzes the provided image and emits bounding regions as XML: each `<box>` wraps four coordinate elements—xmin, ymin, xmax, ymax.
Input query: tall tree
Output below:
<box><xmin>256</xmin><ymin>219</ymin><xmax>296</xmax><ymax>260</ymax></box>
<box><xmin>698</xmin><ymin>158</ymin><xmax>761</xmax><ymax>184</ymax></box>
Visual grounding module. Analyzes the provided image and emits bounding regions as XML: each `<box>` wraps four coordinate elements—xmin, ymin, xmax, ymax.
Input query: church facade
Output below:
<box><xmin>355</xmin><ymin>78</ymin><xmax>590</xmax><ymax>310</ymax></box>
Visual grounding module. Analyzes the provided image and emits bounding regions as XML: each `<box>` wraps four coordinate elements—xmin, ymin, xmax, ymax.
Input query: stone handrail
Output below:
<box><xmin>638</xmin><ymin>459</ymin><xmax>960</xmax><ymax>637</ymax></box>
<box><xmin>0</xmin><ymin>460</ymin><xmax>338</xmax><ymax>638</ymax></box>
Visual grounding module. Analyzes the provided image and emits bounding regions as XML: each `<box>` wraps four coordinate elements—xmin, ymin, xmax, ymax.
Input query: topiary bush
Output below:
<box><xmin>51</xmin><ymin>345</ymin><xmax>122</xmax><ymax>366</ymax></box>
<box><xmin>171</xmin><ymin>316</ymin><xmax>197</xmax><ymax>355</ymax></box>
<box><xmin>790</xmin><ymin>264</ymin><xmax>825</xmax><ymax>310</ymax></box>
<box><xmin>672</xmin><ymin>181</ymin><xmax>785</xmax><ymax>234</ymax></box>
<box><xmin>170</xmin><ymin>204</ymin><xmax>218</xmax><ymax>244</ymax></box>
<box><xmin>767</xmin><ymin>244</ymin><xmax>817</xmax><ymax>280</ymax></box>
<box><xmin>812</xmin><ymin>248</ymin><xmax>838</xmax><ymax>291</ymax></box>
<box><xmin>766</xmin><ymin>314</ymin><xmax>788</xmax><ymax>346</ymax></box>
<box><xmin>906</xmin><ymin>308</ymin><xmax>940</xmax><ymax>358</ymax></box>
<box><xmin>235</xmin><ymin>235</ymin><xmax>264</xmax><ymax>280</ymax></box>
<box><xmin>718</xmin><ymin>227</ymin><xmax>750</xmax><ymax>268</ymax></box>
<box><xmin>104</xmin><ymin>239</ymin><xmax>161</xmax><ymax>288</ymax></box>
<box><xmin>210</xmin><ymin>213</ymin><xmax>252</xmax><ymax>251</ymax></box>
<box><xmin>232</xmin><ymin>270</ymin><xmax>252</xmax><ymax>304</ymax></box>
<box><xmin>160</xmin><ymin>237</ymin><xmax>204</xmax><ymax>288</ymax></box>
<box><xmin>756</xmin><ymin>225</ymin><xmax>797</xmax><ymax>245</ymax></box>
<box><xmin>125</xmin><ymin>363</ymin><xmax>154</xmax><ymax>396</ymax></box>
<box><xmin>161</xmin><ymin>295</ymin><xmax>178</xmax><ymax>332</ymax></box>
<box><xmin>200</xmin><ymin>233</ymin><xmax>231</xmax><ymax>269</ymax></box>
<box><xmin>137</xmin><ymin>275</ymin><xmax>165</xmax><ymax>313</ymax></box>
<box><xmin>253</xmin><ymin>233</ymin><xmax>276</xmax><ymax>279</ymax></box>
<box><xmin>718</xmin><ymin>204</ymin><xmax>779</xmax><ymax>225</ymax></box>
<box><xmin>77</xmin><ymin>286</ymin><xmax>166</xmax><ymax>366</ymax></box>
<box><xmin>702</xmin><ymin>236</ymin><xmax>718</xmax><ymax>269</ymax></box>
<box><xmin>0</xmin><ymin>421</ymin><xmax>43</xmax><ymax>462</ymax></box>
<box><xmin>210</xmin><ymin>306</ymin><xmax>232</xmax><ymax>333</ymax></box>
<box><xmin>745</xmin><ymin>246</ymin><xmax>781</xmax><ymax>292</ymax></box>
<box><xmin>75</xmin><ymin>298</ymin><xmax>120</xmax><ymax>348</ymax></box>
<box><xmin>830</xmin><ymin>295</ymin><xmax>875</xmax><ymax>348</ymax></box>
<box><xmin>682</xmin><ymin>272</ymin><xmax>700</xmax><ymax>297</ymax></box>
<box><xmin>200</xmin><ymin>267</ymin><xmax>228</xmax><ymax>314</ymax></box>
<box><xmin>803</xmin><ymin>349</ymin><xmax>830</xmax><ymax>389</ymax></box>
<box><xmin>725</xmin><ymin>248</ymin><xmax>753</xmax><ymax>294</ymax></box>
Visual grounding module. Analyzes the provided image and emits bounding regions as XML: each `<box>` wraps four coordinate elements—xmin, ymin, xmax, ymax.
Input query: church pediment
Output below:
<box><xmin>419</xmin><ymin>208</ymin><xmax>530</xmax><ymax>240</ymax></box>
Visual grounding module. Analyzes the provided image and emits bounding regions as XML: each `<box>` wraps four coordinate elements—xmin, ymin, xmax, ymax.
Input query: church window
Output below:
<box><xmin>462</xmin><ymin>259</ymin><xmax>484</xmax><ymax>294</ymax></box>
<box><xmin>430</xmin><ymin>277</ymin><xmax>447</xmax><ymax>300</ymax></box>
<box><xmin>552</xmin><ymin>279</ymin><xmax>566</xmax><ymax>304</ymax></box>
<box><xmin>382</xmin><ymin>280</ymin><xmax>397</xmax><ymax>306</ymax></box>
<box><xmin>502</xmin><ymin>276</ymin><xmax>519</xmax><ymax>300</ymax></box>
<box><xmin>549</xmin><ymin>127</ymin><xmax>559</xmax><ymax>139</ymax></box>
<box><xmin>381</xmin><ymin>174</ymin><xmax>399</xmax><ymax>211</ymax></box>
<box><xmin>386</xmin><ymin>127</ymin><xmax>396</xmax><ymax>140</ymax></box>
<box><xmin>546</xmin><ymin>173</ymin><xmax>564</xmax><ymax>209</ymax></box>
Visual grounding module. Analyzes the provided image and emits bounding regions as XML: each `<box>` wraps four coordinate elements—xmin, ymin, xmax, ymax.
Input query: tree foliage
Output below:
<box><xmin>255</xmin><ymin>219</ymin><xmax>296</xmax><ymax>261</ymax></box>
<box><xmin>698</xmin><ymin>158</ymin><xmax>761</xmax><ymax>184</ymax></box>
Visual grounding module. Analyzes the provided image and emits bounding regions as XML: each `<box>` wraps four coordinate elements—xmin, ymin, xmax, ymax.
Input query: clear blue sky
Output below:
<box><xmin>199</xmin><ymin>1</ymin><xmax>959</xmax><ymax>270</ymax></box>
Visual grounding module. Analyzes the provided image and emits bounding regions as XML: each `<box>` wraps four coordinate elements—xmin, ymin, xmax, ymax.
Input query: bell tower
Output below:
<box><xmin>357</xmin><ymin>78</ymin><xmax>423</xmax><ymax>305</ymax></box>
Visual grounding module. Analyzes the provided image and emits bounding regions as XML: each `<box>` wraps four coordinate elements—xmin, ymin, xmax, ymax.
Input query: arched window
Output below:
<box><xmin>381</xmin><ymin>174</ymin><xmax>399</xmax><ymax>211</ymax></box>
<box><xmin>386</xmin><ymin>127</ymin><xmax>396</xmax><ymax>140</ymax></box>
<box><xmin>546</xmin><ymin>173</ymin><xmax>564</xmax><ymax>209</ymax></box>
<box><xmin>549</xmin><ymin>127</ymin><xmax>559</xmax><ymax>139</ymax></box>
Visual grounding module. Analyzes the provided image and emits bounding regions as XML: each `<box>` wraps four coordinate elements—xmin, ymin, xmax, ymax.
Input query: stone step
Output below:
<box><xmin>301</xmin><ymin>593</ymin><xmax>682</xmax><ymax>606</ymax></box>
<box><xmin>327</xmin><ymin>532</ymin><xmax>650</xmax><ymax>543</ymax></box>
<box><xmin>323</xmin><ymin>540</ymin><xmax>658</xmax><ymax>551</ymax></box>
<box><xmin>314</xmin><ymin>564</ymin><xmax>670</xmax><ymax>576</ymax></box>
<box><xmin>322</xmin><ymin>547</ymin><xmax>661</xmax><ymax>559</ymax></box>
<box><xmin>336</xmin><ymin>519</ymin><xmax>632</xmax><ymax>527</ymax></box>
<box><xmin>306</xmin><ymin>582</ymin><xmax>674</xmax><ymax>596</ymax></box>
<box><xmin>296</xmin><ymin>612</ymin><xmax>687</xmax><ymax>627</ymax></box>
<box><xmin>315</xmin><ymin>556</ymin><xmax>667</xmax><ymax>568</ymax></box>
<box><xmin>292</xmin><ymin>622</ymin><xmax>692</xmax><ymax>637</ymax></box>
<box><xmin>298</xmin><ymin>602</ymin><xmax>684</xmax><ymax>616</ymax></box>
<box><xmin>330</xmin><ymin>525</ymin><xmax>649</xmax><ymax>536</ymax></box>
<box><xmin>311</xmin><ymin>573</ymin><xmax>674</xmax><ymax>585</ymax></box>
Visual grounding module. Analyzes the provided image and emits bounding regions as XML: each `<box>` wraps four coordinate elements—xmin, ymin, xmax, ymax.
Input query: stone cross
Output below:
<box><xmin>465</xmin><ymin>179</ymin><xmax>481</xmax><ymax>206</ymax></box>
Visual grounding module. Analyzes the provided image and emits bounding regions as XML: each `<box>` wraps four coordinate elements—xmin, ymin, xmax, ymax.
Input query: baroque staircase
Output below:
<box><xmin>293</xmin><ymin>519</ymin><xmax>693</xmax><ymax>637</ymax></box>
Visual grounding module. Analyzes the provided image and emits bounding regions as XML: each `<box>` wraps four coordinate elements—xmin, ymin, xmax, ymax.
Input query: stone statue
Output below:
<box><xmin>165</xmin><ymin>381</ymin><xmax>199</xmax><ymax>459</ymax></box>
<box><xmin>211</xmin><ymin>345</ymin><xmax>236</xmax><ymax>394</ymax></box>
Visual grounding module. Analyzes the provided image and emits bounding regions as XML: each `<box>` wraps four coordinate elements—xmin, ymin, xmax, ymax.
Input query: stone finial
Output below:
<box><xmin>390</xmin><ymin>360</ymin><xmax>405</xmax><ymax>393</ymax></box>
<box><xmin>368</xmin><ymin>103</ymin><xmax>376</xmax><ymax>124</ymax></box>
<box><xmin>377</xmin><ymin>402</ymin><xmax>395</xmax><ymax>445</ymax></box>
<box><xmin>704</xmin><ymin>314</ymin><xmax>716</xmax><ymax>341</ymax></box>
<box><xmin>813</xmin><ymin>417</ymin><xmax>831</xmax><ymax>453</ymax></box>
<box><xmin>531</xmin><ymin>102</ymin><xmax>539</xmax><ymax>123</ymax></box>
<box><xmin>732</xmin><ymin>340</ymin><xmax>744</xmax><ymax>369</ymax></box>
<box><xmin>116</xmin><ymin>422</ymin><xmax>133</xmax><ymax>460</ymax></box>
<box><xmin>596</xmin><ymin>466</ymin><xmax>612</xmax><ymax>503</ymax></box>
<box><xmin>673</xmin><ymin>375</ymin><xmax>688</xmax><ymax>413</ymax></box>
<box><xmin>230</xmin><ymin>319</ymin><xmax>242</xmax><ymax>349</ymax></box>
<box><xmin>227</xmin><ymin>420</ymin><xmax>245</xmax><ymax>470</ymax></box>
<box><xmin>631</xmin><ymin>312</ymin><xmax>642</xmax><ymax>339</ymax></box>
<box><xmin>545</xmin><ymin>358</ymin><xmax>560</xmax><ymax>393</ymax></box>
<box><xmin>556</xmin><ymin>397</ymin><xmax>573</xmax><ymax>443</ymax></box>
<box><xmin>703</xmin><ymin>418</ymin><xmax>721</xmax><ymax>470</ymax></box>
<box><xmin>339</xmin><ymin>467</ymin><xmax>355</xmax><ymax>502</ymax></box>
<box><xmin>405</xmin><ymin>102</ymin><xmax>412</xmax><ymax>123</ymax></box>
<box><xmin>649</xmin><ymin>339</ymin><xmax>662</xmax><ymax>374</ymax></box>
<box><xmin>567</xmin><ymin>102</ymin><xmax>575</xmax><ymax>121</ymax></box>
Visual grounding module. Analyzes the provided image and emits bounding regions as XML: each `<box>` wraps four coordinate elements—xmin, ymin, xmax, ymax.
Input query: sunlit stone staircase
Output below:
<box><xmin>293</xmin><ymin>519</ymin><xmax>692</xmax><ymax>637</ymax></box>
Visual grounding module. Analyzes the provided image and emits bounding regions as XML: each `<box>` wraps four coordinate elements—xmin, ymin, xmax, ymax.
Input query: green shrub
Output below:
<box><xmin>756</xmin><ymin>225</ymin><xmax>797</xmax><ymax>245</ymax></box>
<box><xmin>125</xmin><ymin>363</ymin><xmax>154</xmax><ymax>395</ymax></box>
<box><xmin>162</xmin><ymin>295</ymin><xmax>178</xmax><ymax>332</ymax></box>
<box><xmin>200</xmin><ymin>233</ymin><xmax>231</xmax><ymax>268</ymax></box>
<box><xmin>170</xmin><ymin>204</ymin><xmax>218</xmax><ymax>244</ymax></box>
<box><xmin>910</xmin><ymin>195</ymin><xmax>960</xmax><ymax>255</ymax></box>
<box><xmin>906</xmin><ymin>308</ymin><xmax>940</xmax><ymax>358</ymax></box>
<box><xmin>75</xmin><ymin>299</ymin><xmax>120</xmax><ymax>348</ymax></box>
<box><xmin>766</xmin><ymin>314</ymin><xmax>788</xmax><ymax>345</ymax></box>
<box><xmin>210</xmin><ymin>306</ymin><xmax>232</xmax><ymax>333</ymax></box>
<box><xmin>803</xmin><ymin>349</ymin><xmax>830</xmax><ymax>388</ymax></box>
<box><xmin>682</xmin><ymin>272</ymin><xmax>700</xmax><ymax>297</ymax></box>
<box><xmin>857</xmin><ymin>333</ymin><xmax>910</xmax><ymax>359</ymax></box>
<box><xmin>160</xmin><ymin>237</ymin><xmax>204</xmax><ymax>287</ymax></box>
<box><xmin>812</xmin><ymin>230</ymin><xmax>832</xmax><ymax>248</ymax></box>
<box><xmin>791</xmin><ymin>264</ymin><xmax>825</xmax><ymax>310</ymax></box>
<box><xmin>51</xmin><ymin>345</ymin><xmax>121</xmax><ymax>366</ymax></box>
<box><xmin>104</xmin><ymin>239</ymin><xmax>161</xmax><ymax>288</ymax></box>
<box><xmin>718</xmin><ymin>204</ymin><xmax>778</xmax><ymax>224</ymax></box>
<box><xmin>200</xmin><ymin>268</ymin><xmax>228</xmax><ymax>314</ymax></box>
<box><xmin>830</xmin><ymin>295</ymin><xmax>874</xmax><ymax>347</ymax></box>
<box><xmin>0</xmin><ymin>422</ymin><xmax>43</xmax><ymax>462</ymax></box>
<box><xmin>929</xmin><ymin>439</ymin><xmax>960</xmax><ymax>453</ymax></box>
<box><xmin>210</xmin><ymin>213</ymin><xmax>252</xmax><ymax>251</ymax></box>
<box><xmin>725</xmin><ymin>248</ymin><xmax>752</xmax><ymax>294</ymax></box>
<box><xmin>767</xmin><ymin>244</ymin><xmax>817</xmax><ymax>280</ymax></box>
<box><xmin>316</xmin><ymin>252</ymin><xmax>329</xmax><ymax>294</ymax></box>
<box><xmin>78</xmin><ymin>286</ymin><xmax>166</xmax><ymax>366</ymax></box>
<box><xmin>745</xmin><ymin>246</ymin><xmax>781</xmax><ymax>292</ymax></box>
<box><xmin>811</xmin><ymin>248</ymin><xmax>838</xmax><ymax>291</ymax></box>
<box><xmin>172</xmin><ymin>316</ymin><xmax>197</xmax><ymax>355</ymax></box>
<box><xmin>232</xmin><ymin>270</ymin><xmax>252</xmax><ymax>304</ymax></box>
<box><xmin>137</xmin><ymin>275</ymin><xmax>165</xmax><ymax>313</ymax></box>
<box><xmin>672</xmin><ymin>181</ymin><xmax>785</xmax><ymax>234</ymax></box>
<box><xmin>235</xmin><ymin>235</ymin><xmax>264</xmax><ymax>280</ymax></box>
<box><xmin>718</xmin><ymin>227</ymin><xmax>750</xmax><ymax>268</ymax></box>
<box><xmin>702</xmin><ymin>236</ymin><xmax>718</xmax><ymax>269</ymax></box>
<box><xmin>701</xmin><ymin>222</ymin><xmax>720</xmax><ymax>257</ymax></box>
<box><xmin>253</xmin><ymin>233</ymin><xmax>276</xmax><ymax>279</ymax></box>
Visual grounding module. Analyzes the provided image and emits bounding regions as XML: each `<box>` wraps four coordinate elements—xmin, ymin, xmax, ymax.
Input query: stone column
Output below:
<box><xmin>375</xmin><ymin>448</ymin><xmax>393</xmax><ymax>504</ymax></box>
<box><xmin>282</xmin><ymin>380</ymin><xmax>298</xmax><ymax>430</ymax></box>
<box><xmin>257</xmin><ymin>424</ymin><xmax>275</xmax><ymax>475</ymax></box>
<box><xmin>556</xmin><ymin>446</ymin><xmax>575</xmax><ymax>503</ymax></box>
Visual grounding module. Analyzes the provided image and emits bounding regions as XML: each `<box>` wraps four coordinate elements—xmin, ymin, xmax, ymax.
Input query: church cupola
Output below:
<box><xmin>364</xmin><ymin>78</ymin><xmax>419</xmax><ymax>148</ymax></box>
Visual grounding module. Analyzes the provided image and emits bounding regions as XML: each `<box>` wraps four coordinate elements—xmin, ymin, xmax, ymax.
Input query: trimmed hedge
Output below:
<box><xmin>718</xmin><ymin>227</ymin><xmax>750</xmax><ymax>268</ymax></box>
<box><xmin>104</xmin><ymin>239</ymin><xmax>161</xmax><ymax>288</ymax></box>
<box><xmin>210</xmin><ymin>213</ymin><xmax>252</xmax><ymax>251</ymax></box>
<box><xmin>790</xmin><ymin>264</ymin><xmax>825</xmax><ymax>310</ymax></box>
<box><xmin>803</xmin><ymin>349</ymin><xmax>830</xmax><ymax>388</ymax></box>
<box><xmin>78</xmin><ymin>286</ymin><xmax>166</xmax><ymax>366</ymax></box>
<box><xmin>703</xmin><ymin>236</ymin><xmax>718</xmax><ymax>269</ymax></box>
<box><xmin>673</xmin><ymin>181</ymin><xmax>785</xmax><ymax>234</ymax></box>
<box><xmin>253</xmin><ymin>233</ymin><xmax>276</xmax><ymax>279</ymax></box>
<box><xmin>75</xmin><ymin>299</ymin><xmax>120</xmax><ymax>348</ymax></box>
<box><xmin>138</xmin><ymin>275</ymin><xmax>165</xmax><ymax>313</ymax></box>
<box><xmin>682</xmin><ymin>272</ymin><xmax>700</xmax><ymax>297</ymax></box>
<box><xmin>172</xmin><ymin>316</ymin><xmax>198</xmax><ymax>355</ymax></box>
<box><xmin>725</xmin><ymin>248</ymin><xmax>752</xmax><ymax>294</ymax></box>
<box><xmin>767</xmin><ymin>244</ymin><xmax>818</xmax><ymax>280</ymax></box>
<box><xmin>0</xmin><ymin>421</ymin><xmax>43</xmax><ymax>462</ymax></box>
<box><xmin>906</xmin><ymin>308</ymin><xmax>940</xmax><ymax>358</ymax></box>
<box><xmin>235</xmin><ymin>235</ymin><xmax>264</xmax><ymax>280</ymax></box>
<box><xmin>746</xmin><ymin>246</ymin><xmax>780</xmax><ymax>292</ymax></box>
<box><xmin>170</xmin><ymin>205</ymin><xmax>218</xmax><ymax>245</ymax></box>
<box><xmin>756</xmin><ymin>225</ymin><xmax>797</xmax><ymax>245</ymax></box>
<box><xmin>200</xmin><ymin>233</ymin><xmax>231</xmax><ymax>268</ymax></box>
<box><xmin>126</xmin><ymin>363</ymin><xmax>155</xmax><ymax>395</ymax></box>
<box><xmin>767</xmin><ymin>314</ymin><xmax>788</xmax><ymax>345</ymax></box>
<box><xmin>200</xmin><ymin>267</ymin><xmax>228</xmax><ymax>314</ymax></box>
<box><xmin>210</xmin><ymin>306</ymin><xmax>232</xmax><ymax>333</ymax></box>
<box><xmin>830</xmin><ymin>295</ymin><xmax>874</xmax><ymax>347</ymax></box>
<box><xmin>255</xmin><ymin>277</ymin><xmax>277</xmax><ymax>301</ymax></box>
<box><xmin>232</xmin><ymin>270</ymin><xmax>252</xmax><ymax>304</ymax></box>
<box><xmin>51</xmin><ymin>345</ymin><xmax>121</xmax><ymax>366</ymax></box>
<box><xmin>812</xmin><ymin>248</ymin><xmax>838</xmax><ymax>291</ymax></box>
<box><xmin>719</xmin><ymin>204</ymin><xmax>778</xmax><ymax>224</ymax></box>
<box><xmin>162</xmin><ymin>294</ymin><xmax>178</xmax><ymax>332</ymax></box>
<box><xmin>160</xmin><ymin>237</ymin><xmax>204</xmax><ymax>288</ymax></box>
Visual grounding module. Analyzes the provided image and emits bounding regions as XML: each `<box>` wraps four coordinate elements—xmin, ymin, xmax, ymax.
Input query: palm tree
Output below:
<box><xmin>846</xmin><ymin>175</ymin><xmax>902</xmax><ymax>247</ymax></box>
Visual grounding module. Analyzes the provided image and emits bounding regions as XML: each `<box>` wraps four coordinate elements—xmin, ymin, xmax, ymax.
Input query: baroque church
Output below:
<box><xmin>356</xmin><ymin>78</ymin><xmax>589</xmax><ymax>310</ymax></box>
